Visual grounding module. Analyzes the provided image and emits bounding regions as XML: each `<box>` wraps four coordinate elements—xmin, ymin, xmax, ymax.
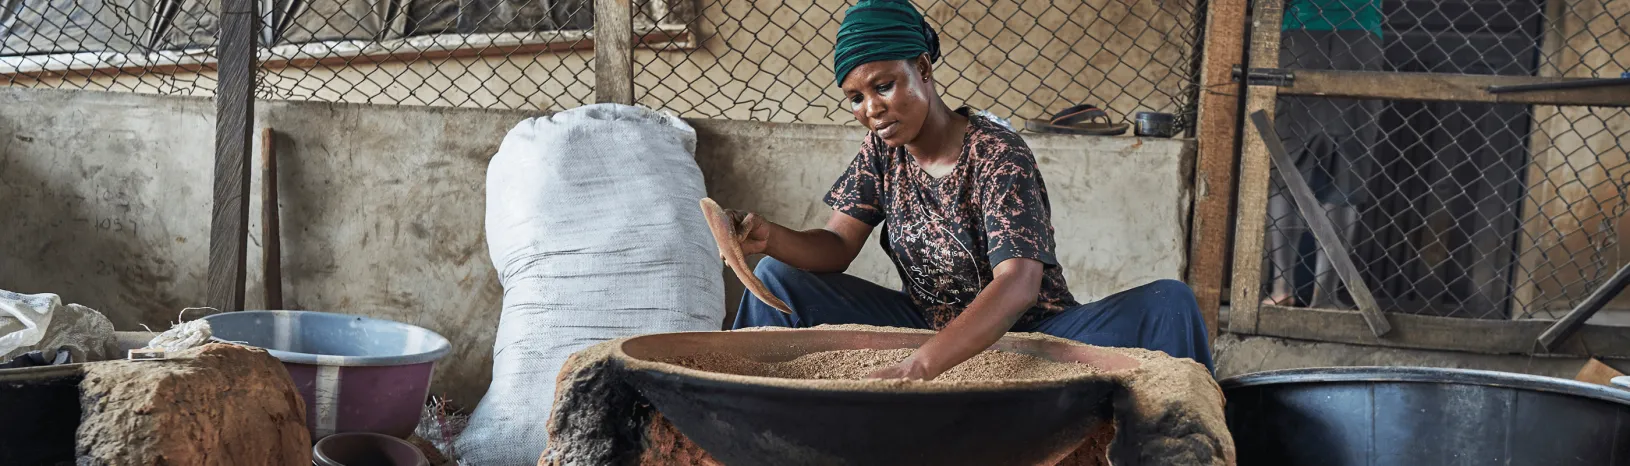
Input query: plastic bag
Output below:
<box><xmin>0</xmin><ymin>290</ymin><xmax>56</xmax><ymax>358</ymax></box>
<box><xmin>0</xmin><ymin>289</ymin><xmax>117</xmax><ymax>363</ymax></box>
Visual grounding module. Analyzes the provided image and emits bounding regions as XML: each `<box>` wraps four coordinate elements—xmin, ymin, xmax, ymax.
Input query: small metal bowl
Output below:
<box><xmin>313</xmin><ymin>432</ymin><xmax>428</xmax><ymax>466</ymax></box>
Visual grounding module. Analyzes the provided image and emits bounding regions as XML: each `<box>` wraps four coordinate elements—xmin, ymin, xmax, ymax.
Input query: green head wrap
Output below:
<box><xmin>832</xmin><ymin>0</ymin><xmax>941</xmax><ymax>87</ymax></box>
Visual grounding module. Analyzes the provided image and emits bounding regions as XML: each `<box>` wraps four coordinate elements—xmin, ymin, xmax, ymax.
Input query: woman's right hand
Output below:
<box><xmin>725</xmin><ymin>209</ymin><xmax>771</xmax><ymax>256</ymax></box>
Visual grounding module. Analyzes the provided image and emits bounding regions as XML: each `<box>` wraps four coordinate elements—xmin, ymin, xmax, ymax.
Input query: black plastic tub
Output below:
<box><xmin>616</xmin><ymin>330</ymin><xmax>1141</xmax><ymax>466</ymax></box>
<box><xmin>0</xmin><ymin>364</ymin><xmax>83</xmax><ymax>465</ymax></box>
<box><xmin>1221</xmin><ymin>367</ymin><xmax>1630</xmax><ymax>465</ymax></box>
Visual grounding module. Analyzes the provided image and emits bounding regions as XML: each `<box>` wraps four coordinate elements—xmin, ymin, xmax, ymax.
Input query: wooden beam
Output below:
<box><xmin>261</xmin><ymin>128</ymin><xmax>283</xmax><ymax>311</ymax></box>
<box><xmin>1226</xmin><ymin>0</ymin><xmax>1284</xmax><ymax>335</ymax></box>
<box><xmin>1254</xmin><ymin>305</ymin><xmax>1630</xmax><ymax>358</ymax></box>
<box><xmin>207</xmin><ymin>0</ymin><xmax>258</xmax><ymax>314</ymax></box>
<box><xmin>1279</xmin><ymin>70</ymin><xmax>1630</xmax><ymax>107</ymax></box>
<box><xmin>594</xmin><ymin>0</ymin><xmax>635</xmax><ymax>105</ymax></box>
<box><xmin>1186</xmin><ymin>0</ymin><xmax>1246</xmax><ymax>345</ymax></box>
<box><xmin>1251</xmin><ymin>111</ymin><xmax>1392</xmax><ymax>337</ymax></box>
<box><xmin>1258</xmin><ymin>306</ymin><xmax>1630</xmax><ymax>356</ymax></box>
<box><xmin>261</xmin><ymin>28</ymin><xmax>690</xmax><ymax>72</ymax></box>
<box><xmin>1538</xmin><ymin>262</ymin><xmax>1630</xmax><ymax>350</ymax></box>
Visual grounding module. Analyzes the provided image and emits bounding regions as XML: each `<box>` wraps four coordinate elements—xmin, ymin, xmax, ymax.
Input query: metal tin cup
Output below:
<box><xmin>1134</xmin><ymin>112</ymin><xmax>1177</xmax><ymax>138</ymax></box>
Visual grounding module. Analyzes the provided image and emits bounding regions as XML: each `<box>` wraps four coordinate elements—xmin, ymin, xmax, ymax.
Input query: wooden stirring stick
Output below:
<box><xmin>699</xmin><ymin>198</ymin><xmax>793</xmax><ymax>314</ymax></box>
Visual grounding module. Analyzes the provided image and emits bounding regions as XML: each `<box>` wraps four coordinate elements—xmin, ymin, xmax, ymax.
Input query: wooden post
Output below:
<box><xmin>594</xmin><ymin>0</ymin><xmax>635</xmax><ymax>105</ymax></box>
<box><xmin>1186</xmin><ymin>0</ymin><xmax>1247</xmax><ymax>344</ymax></box>
<box><xmin>207</xmin><ymin>0</ymin><xmax>257</xmax><ymax>314</ymax></box>
<box><xmin>261</xmin><ymin>128</ymin><xmax>283</xmax><ymax>311</ymax></box>
<box><xmin>1226</xmin><ymin>0</ymin><xmax>1285</xmax><ymax>334</ymax></box>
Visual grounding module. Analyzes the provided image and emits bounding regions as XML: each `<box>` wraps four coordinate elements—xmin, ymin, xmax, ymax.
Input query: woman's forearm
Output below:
<box><xmin>906</xmin><ymin>259</ymin><xmax>1043</xmax><ymax>378</ymax></box>
<box><xmin>762</xmin><ymin>223</ymin><xmax>861</xmax><ymax>273</ymax></box>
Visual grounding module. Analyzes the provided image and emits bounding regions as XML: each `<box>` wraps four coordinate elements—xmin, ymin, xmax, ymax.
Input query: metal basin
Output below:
<box><xmin>615</xmin><ymin>329</ymin><xmax>1141</xmax><ymax>466</ymax></box>
<box><xmin>0</xmin><ymin>364</ymin><xmax>82</xmax><ymax>465</ymax></box>
<box><xmin>202</xmin><ymin>310</ymin><xmax>451</xmax><ymax>439</ymax></box>
<box><xmin>1221</xmin><ymin>367</ymin><xmax>1630</xmax><ymax>465</ymax></box>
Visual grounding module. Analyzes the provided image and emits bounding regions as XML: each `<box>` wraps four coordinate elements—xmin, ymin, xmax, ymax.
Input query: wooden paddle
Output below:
<box><xmin>699</xmin><ymin>198</ymin><xmax>793</xmax><ymax>314</ymax></box>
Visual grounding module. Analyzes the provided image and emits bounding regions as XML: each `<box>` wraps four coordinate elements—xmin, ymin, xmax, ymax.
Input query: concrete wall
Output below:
<box><xmin>5</xmin><ymin>0</ymin><xmax>1199</xmax><ymax>125</ymax></box>
<box><xmin>0</xmin><ymin>88</ymin><xmax>1193</xmax><ymax>403</ymax></box>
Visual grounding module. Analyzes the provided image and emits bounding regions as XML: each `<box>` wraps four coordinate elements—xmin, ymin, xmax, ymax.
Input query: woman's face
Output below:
<box><xmin>841</xmin><ymin>56</ymin><xmax>934</xmax><ymax>147</ymax></box>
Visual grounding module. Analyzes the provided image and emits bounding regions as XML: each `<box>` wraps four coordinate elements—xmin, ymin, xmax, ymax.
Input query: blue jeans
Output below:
<box><xmin>732</xmin><ymin>258</ymin><xmax>1214</xmax><ymax>373</ymax></box>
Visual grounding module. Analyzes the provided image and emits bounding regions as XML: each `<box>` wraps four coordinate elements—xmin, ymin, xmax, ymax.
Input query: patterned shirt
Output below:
<box><xmin>824</xmin><ymin>108</ymin><xmax>1077</xmax><ymax>328</ymax></box>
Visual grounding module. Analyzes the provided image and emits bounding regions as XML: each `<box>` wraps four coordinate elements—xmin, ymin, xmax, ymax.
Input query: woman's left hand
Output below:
<box><xmin>723</xmin><ymin>208</ymin><xmax>771</xmax><ymax>256</ymax></box>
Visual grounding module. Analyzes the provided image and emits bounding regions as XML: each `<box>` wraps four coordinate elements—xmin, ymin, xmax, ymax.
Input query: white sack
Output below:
<box><xmin>456</xmin><ymin>103</ymin><xmax>723</xmax><ymax>465</ymax></box>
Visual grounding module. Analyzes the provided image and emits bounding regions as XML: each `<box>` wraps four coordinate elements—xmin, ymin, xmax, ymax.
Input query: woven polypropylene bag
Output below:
<box><xmin>456</xmin><ymin>104</ymin><xmax>723</xmax><ymax>465</ymax></box>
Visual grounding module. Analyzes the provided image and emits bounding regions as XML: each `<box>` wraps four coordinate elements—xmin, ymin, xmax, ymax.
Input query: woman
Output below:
<box><xmin>723</xmin><ymin>0</ymin><xmax>1212</xmax><ymax>379</ymax></box>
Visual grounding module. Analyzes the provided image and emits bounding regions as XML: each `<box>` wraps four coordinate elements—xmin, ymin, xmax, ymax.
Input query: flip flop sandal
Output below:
<box><xmin>1024</xmin><ymin>104</ymin><xmax>1130</xmax><ymax>136</ymax></box>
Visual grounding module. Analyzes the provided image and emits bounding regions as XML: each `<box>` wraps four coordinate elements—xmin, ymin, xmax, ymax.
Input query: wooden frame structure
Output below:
<box><xmin>198</xmin><ymin>0</ymin><xmax>656</xmax><ymax>311</ymax></box>
<box><xmin>1187</xmin><ymin>0</ymin><xmax>1248</xmax><ymax>345</ymax></box>
<box><xmin>1226</xmin><ymin>0</ymin><xmax>1630</xmax><ymax>358</ymax></box>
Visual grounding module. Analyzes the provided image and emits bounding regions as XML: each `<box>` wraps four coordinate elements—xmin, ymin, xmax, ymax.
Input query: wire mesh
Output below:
<box><xmin>5</xmin><ymin>0</ymin><xmax>1205</xmax><ymax>119</ymax></box>
<box><xmin>251</xmin><ymin>0</ymin><xmax>604</xmax><ymax>108</ymax></box>
<box><xmin>1</xmin><ymin>0</ymin><xmax>220</xmax><ymax>95</ymax></box>
<box><xmin>1258</xmin><ymin>0</ymin><xmax>1630</xmax><ymax>320</ymax></box>
<box><xmin>633</xmin><ymin>0</ymin><xmax>1207</xmax><ymax>128</ymax></box>
<box><xmin>0</xmin><ymin>0</ymin><xmax>620</xmax><ymax>109</ymax></box>
<box><xmin>1278</xmin><ymin>0</ymin><xmax>1627</xmax><ymax>77</ymax></box>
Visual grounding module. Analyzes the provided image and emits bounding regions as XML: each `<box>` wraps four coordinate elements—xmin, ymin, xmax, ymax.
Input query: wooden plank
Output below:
<box><xmin>1538</xmin><ymin>262</ymin><xmax>1630</xmax><ymax>350</ymax></box>
<box><xmin>261</xmin><ymin>27</ymin><xmax>690</xmax><ymax>71</ymax></box>
<box><xmin>1186</xmin><ymin>0</ymin><xmax>1246</xmax><ymax>344</ymax></box>
<box><xmin>1254</xmin><ymin>305</ymin><xmax>1630</xmax><ymax>358</ymax></box>
<box><xmin>1225</xmin><ymin>0</ymin><xmax>1285</xmax><ymax>335</ymax></box>
<box><xmin>207</xmin><ymin>0</ymin><xmax>257</xmax><ymax>314</ymax></box>
<box><xmin>261</xmin><ymin>128</ymin><xmax>283</xmax><ymax>311</ymax></box>
<box><xmin>1280</xmin><ymin>70</ymin><xmax>1630</xmax><ymax>107</ymax></box>
<box><xmin>1575</xmin><ymin>358</ymin><xmax>1624</xmax><ymax>386</ymax></box>
<box><xmin>1251</xmin><ymin>110</ymin><xmax>1392</xmax><ymax>337</ymax></box>
<box><xmin>594</xmin><ymin>0</ymin><xmax>635</xmax><ymax>105</ymax></box>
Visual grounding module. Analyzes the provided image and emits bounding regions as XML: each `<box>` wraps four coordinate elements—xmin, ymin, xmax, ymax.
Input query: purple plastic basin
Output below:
<box><xmin>202</xmin><ymin>310</ymin><xmax>451</xmax><ymax>440</ymax></box>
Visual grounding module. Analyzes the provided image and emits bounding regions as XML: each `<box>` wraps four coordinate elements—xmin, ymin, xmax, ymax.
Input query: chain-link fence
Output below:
<box><xmin>5</xmin><ymin>0</ymin><xmax>1208</xmax><ymax>128</ymax></box>
<box><xmin>0</xmin><ymin>0</ymin><xmax>650</xmax><ymax>108</ymax></box>
<box><xmin>1258</xmin><ymin>0</ymin><xmax>1630</xmax><ymax>320</ymax></box>
<box><xmin>249</xmin><ymin>0</ymin><xmax>610</xmax><ymax>108</ymax></box>
<box><xmin>634</xmin><ymin>0</ymin><xmax>1206</xmax><ymax>127</ymax></box>
<box><xmin>0</xmin><ymin>0</ymin><xmax>220</xmax><ymax>95</ymax></box>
